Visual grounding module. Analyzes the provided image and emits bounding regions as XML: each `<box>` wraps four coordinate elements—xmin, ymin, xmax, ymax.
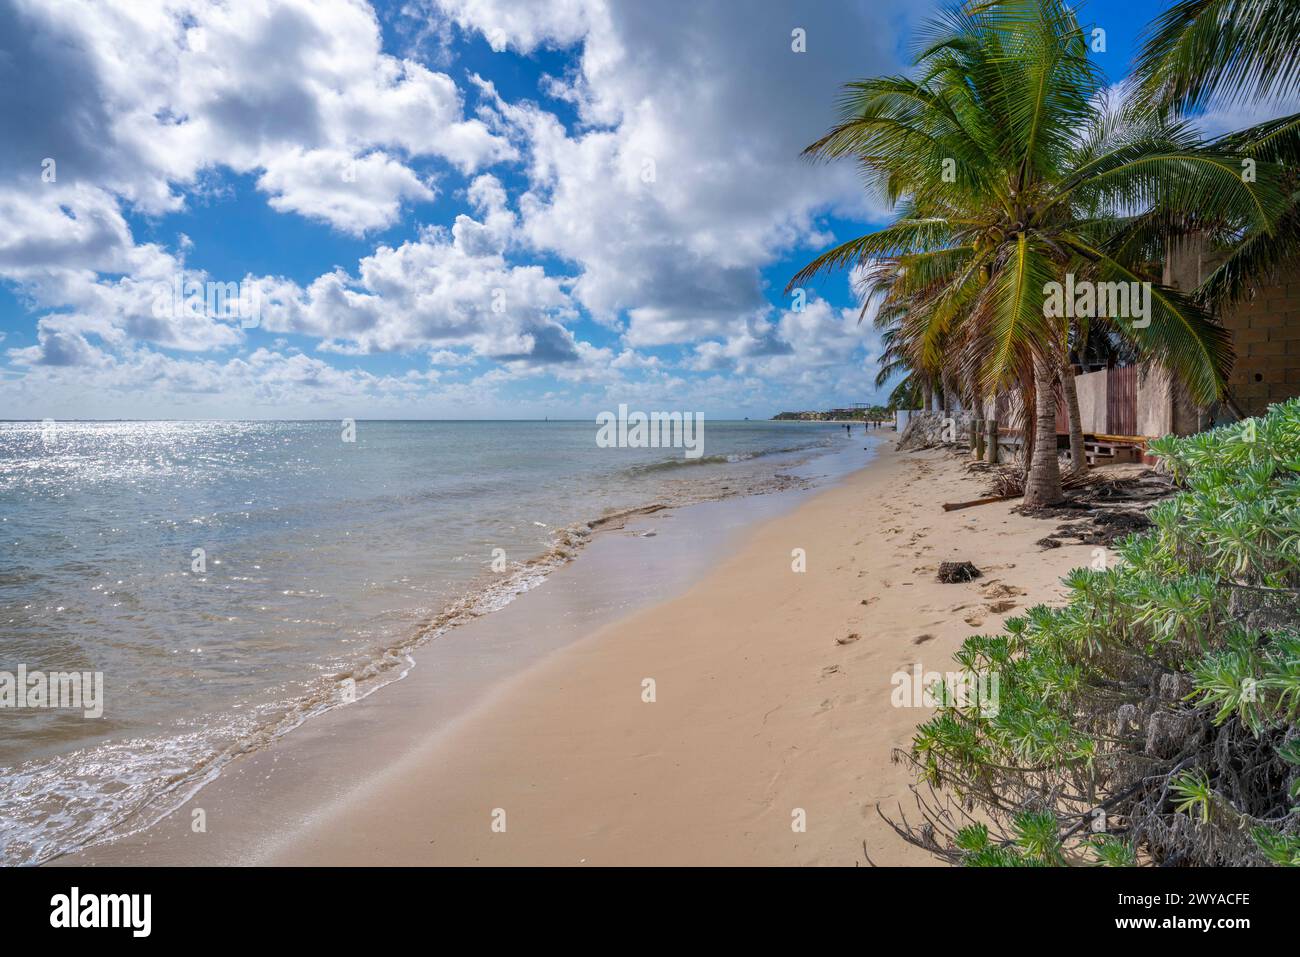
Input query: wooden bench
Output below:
<box><xmin>992</xmin><ymin>430</ymin><xmax>1151</xmax><ymax>467</ymax></box>
<box><xmin>1084</xmin><ymin>433</ymin><xmax>1148</xmax><ymax>466</ymax></box>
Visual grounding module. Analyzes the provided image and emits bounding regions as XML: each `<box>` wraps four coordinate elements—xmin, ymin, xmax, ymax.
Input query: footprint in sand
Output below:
<box><xmin>860</xmin><ymin>597</ymin><xmax>879</xmax><ymax>606</ymax></box>
<box><xmin>821</xmin><ymin>664</ymin><xmax>842</xmax><ymax>678</ymax></box>
<box><xmin>963</xmin><ymin>613</ymin><xmax>986</xmax><ymax>627</ymax></box>
<box><xmin>912</xmin><ymin>634</ymin><xmax>936</xmax><ymax>645</ymax></box>
<box><xmin>985</xmin><ymin>600</ymin><xmax>1018</xmax><ymax>614</ymax></box>
<box><xmin>980</xmin><ymin>580</ymin><xmax>1026</xmax><ymax>599</ymax></box>
<box><xmin>836</xmin><ymin>633</ymin><xmax>861</xmax><ymax>645</ymax></box>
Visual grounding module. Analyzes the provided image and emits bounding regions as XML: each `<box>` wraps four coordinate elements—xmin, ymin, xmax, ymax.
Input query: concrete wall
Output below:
<box><xmin>1165</xmin><ymin>236</ymin><xmax>1300</xmax><ymax>418</ymax></box>
<box><xmin>1137</xmin><ymin>365</ymin><xmax>1174</xmax><ymax>438</ymax></box>
<box><xmin>977</xmin><ymin>370</ymin><xmax>1161</xmax><ymax>437</ymax></box>
<box><xmin>979</xmin><ymin>372</ymin><xmax>1107</xmax><ymax>435</ymax></box>
<box><xmin>1074</xmin><ymin>369</ymin><xmax>1107</xmax><ymax>433</ymax></box>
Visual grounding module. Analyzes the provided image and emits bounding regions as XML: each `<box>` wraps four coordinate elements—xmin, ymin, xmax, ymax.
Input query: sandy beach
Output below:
<box><xmin>59</xmin><ymin>438</ymin><xmax>1099</xmax><ymax>866</ymax></box>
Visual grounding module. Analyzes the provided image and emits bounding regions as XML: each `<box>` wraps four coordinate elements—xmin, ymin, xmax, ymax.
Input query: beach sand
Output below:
<box><xmin>61</xmin><ymin>439</ymin><xmax>1099</xmax><ymax>866</ymax></box>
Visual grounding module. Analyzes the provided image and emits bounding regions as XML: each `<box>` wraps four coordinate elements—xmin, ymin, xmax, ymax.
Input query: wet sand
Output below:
<box><xmin>59</xmin><ymin>438</ymin><xmax>1096</xmax><ymax>866</ymax></box>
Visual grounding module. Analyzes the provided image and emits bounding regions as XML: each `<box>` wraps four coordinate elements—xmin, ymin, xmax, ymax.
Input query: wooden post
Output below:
<box><xmin>985</xmin><ymin>418</ymin><xmax>999</xmax><ymax>464</ymax></box>
<box><xmin>973</xmin><ymin>419</ymin><xmax>985</xmax><ymax>460</ymax></box>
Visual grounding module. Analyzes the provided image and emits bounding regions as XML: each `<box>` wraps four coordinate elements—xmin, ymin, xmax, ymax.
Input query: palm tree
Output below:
<box><xmin>1058</xmin><ymin>341</ymin><xmax>1086</xmax><ymax>474</ymax></box>
<box><xmin>1134</xmin><ymin>0</ymin><xmax>1300</xmax><ymax>316</ymax></box>
<box><xmin>1134</xmin><ymin>0</ymin><xmax>1300</xmax><ymax>115</ymax></box>
<box><xmin>789</xmin><ymin>0</ymin><xmax>1280</xmax><ymax>506</ymax></box>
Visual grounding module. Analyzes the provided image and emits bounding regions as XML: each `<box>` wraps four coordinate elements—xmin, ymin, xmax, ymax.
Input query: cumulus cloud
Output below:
<box><xmin>0</xmin><ymin>0</ymin><xmax>927</xmax><ymax>417</ymax></box>
<box><xmin>1192</xmin><ymin>93</ymin><xmax>1300</xmax><ymax>140</ymax></box>
<box><xmin>687</xmin><ymin>295</ymin><xmax>877</xmax><ymax>383</ymax></box>
<box><xmin>8</xmin><ymin>324</ymin><xmax>109</xmax><ymax>368</ymax></box>
<box><xmin>0</xmin><ymin>0</ymin><xmax>513</xmax><ymax>228</ymax></box>
<box><xmin>451</xmin><ymin>0</ymin><xmax>908</xmax><ymax>344</ymax></box>
<box><xmin>245</xmin><ymin>173</ymin><xmax>586</xmax><ymax>363</ymax></box>
<box><xmin>257</xmin><ymin>148</ymin><xmax>435</xmax><ymax>233</ymax></box>
<box><xmin>0</xmin><ymin>186</ymin><xmax>135</xmax><ymax>275</ymax></box>
<box><xmin>3</xmin><ymin>342</ymin><xmax>443</xmax><ymax>416</ymax></box>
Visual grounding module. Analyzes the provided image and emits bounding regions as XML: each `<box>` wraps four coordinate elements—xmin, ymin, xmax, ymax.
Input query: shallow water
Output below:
<box><xmin>0</xmin><ymin>418</ymin><xmax>857</xmax><ymax>864</ymax></box>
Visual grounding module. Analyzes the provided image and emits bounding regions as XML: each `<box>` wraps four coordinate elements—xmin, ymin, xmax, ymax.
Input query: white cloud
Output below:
<box><xmin>1192</xmin><ymin>94</ymin><xmax>1300</xmax><ymax>140</ymax></box>
<box><xmin>1</xmin><ymin>0</ymin><xmax>513</xmax><ymax>229</ymax></box>
<box><xmin>257</xmin><ymin>148</ymin><xmax>435</xmax><ymax>234</ymax></box>
<box><xmin>251</xmin><ymin>175</ymin><xmax>582</xmax><ymax>361</ymax></box>
<box><xmin>0</xmin><ymin>185</ymin><xmax>135</xmax><ymax>276</ymax></box>
<box><xmin>686</xmin><ymin>296</ymin><xmax>877</xmax><ymax>384</ymax></box>
<box><xmin>434</xmin><ymin>0</ymin><xmax>595</xmax><ymax>54</ymax></box>
<box><xmin>4</xmin><ymin>248</ymin><xmax>252</xmax><ymax>365</ymax></box>
<box><xmin>0</xmin><ymin>0</ymin><xmax>929</xmax><ymax>417</ymax></box>
<box><xmin>8</xmin><ymin>325</ymin><xmax>110</xmax><ymax>369</ymax></box>
<box><xmin>451</xmin><ymin>0</ymin><xmax>911</xmax><ymax>343</ymax></box>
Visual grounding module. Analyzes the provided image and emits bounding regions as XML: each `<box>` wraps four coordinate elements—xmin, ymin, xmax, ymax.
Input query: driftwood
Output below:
<box><xmin>941</xmin><ymin>494</ymin><xmax>1019</xmax><ymax>511</ymax></box>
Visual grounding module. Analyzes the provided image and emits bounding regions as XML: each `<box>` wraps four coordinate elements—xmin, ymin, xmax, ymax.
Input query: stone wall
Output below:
<box><xmin>1217</xmin><ymin>266</ymin><xmax>1300</xmax><ymax>416</ymax></box>
<box><xmin>895</xmin><ymin>409</ymin><xmax>980</xmax><ymax>450</ymax></box>
<box><xmin>1165</xmin><ymin>236</ymin><xmax>1300</xmax><ymax>418</ymax></box>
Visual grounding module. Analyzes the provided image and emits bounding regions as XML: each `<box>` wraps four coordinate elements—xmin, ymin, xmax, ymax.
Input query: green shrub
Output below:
<box><xmin>905</xmin><ymin>398</ymin><xmax>1300</xmax><ymax>866</ymax></box>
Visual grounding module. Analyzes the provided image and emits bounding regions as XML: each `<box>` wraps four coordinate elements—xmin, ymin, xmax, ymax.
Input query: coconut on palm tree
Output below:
<box><xmin>791</xmin><ymin>0</ymin><xmax>1283</xmax><ymax>506</ymax></box>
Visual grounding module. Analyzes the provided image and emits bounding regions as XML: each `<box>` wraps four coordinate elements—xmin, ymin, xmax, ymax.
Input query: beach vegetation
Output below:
<box><xmin>899</xmin><ymin>398</ymin><xmax>1300</xmax><ymax>866</ymax></box>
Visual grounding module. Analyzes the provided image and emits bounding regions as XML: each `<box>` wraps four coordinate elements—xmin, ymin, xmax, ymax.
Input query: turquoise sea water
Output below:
<box><xmin>0</xmin><ymin>418</ymin><xmax>852</xmax><ymax>863</ymax></box>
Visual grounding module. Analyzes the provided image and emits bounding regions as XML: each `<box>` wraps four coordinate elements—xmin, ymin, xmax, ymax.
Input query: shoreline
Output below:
<box><xmin>11</xmin><ymin>425</ymin><xmax>849</xmax><ymax>867</ymax></box>
<box><xmin>57</xmin><ymin>438</ymin><xmax>1097</xmax><ymax>866</ymax></box>
<box><xmin>52</xmin><ymin>436</ymin><xmax>874</xmax><ymax>865</ymax></box>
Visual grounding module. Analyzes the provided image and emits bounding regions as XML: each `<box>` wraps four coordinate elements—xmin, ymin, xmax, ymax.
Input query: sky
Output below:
<box><xmin>0</xmin><ymin>0</ymin><xmax>1218</xmax><ymax>419</ymax></box>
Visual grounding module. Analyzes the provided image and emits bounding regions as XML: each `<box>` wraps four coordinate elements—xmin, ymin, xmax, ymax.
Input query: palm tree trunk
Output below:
<box><xmin>1022</xmin><ymin>386</ymin><xmax>1034</xmax><ymax>471</ymax></box>
<box><xmin>1024</xmin><ymin>355</ymin><xmax>1065</xmax><ymax>507</ymax></box>
<box><xmin>1060</xmin><ymin>356</ymin><xmax>1086</xmax><ymax>476</ymax></box>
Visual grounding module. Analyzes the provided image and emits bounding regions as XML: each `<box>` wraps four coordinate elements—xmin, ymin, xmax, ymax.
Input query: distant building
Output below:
<box><xmin>773</xmin><ymin>406</ymin><xmax>871</xmax><ymax>421</ymax></box>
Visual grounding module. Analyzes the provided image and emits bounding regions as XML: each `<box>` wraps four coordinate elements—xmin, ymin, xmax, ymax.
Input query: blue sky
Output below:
<box><xmin>0</xmin><ymin>0</ymin><xmax>1216</xmax><ymax>419</ymax></box>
